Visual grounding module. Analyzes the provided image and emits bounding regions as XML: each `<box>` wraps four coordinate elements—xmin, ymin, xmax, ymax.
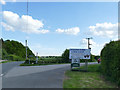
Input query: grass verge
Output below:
<box><xmin>0</xmin><ymin>60</ymin><xmax>15</xmax><ymax>64</ymax></box>
<box><xmin>63</xmin><ymin>64</ymin><xmax>117</xmax><ymax>88</ymax></box>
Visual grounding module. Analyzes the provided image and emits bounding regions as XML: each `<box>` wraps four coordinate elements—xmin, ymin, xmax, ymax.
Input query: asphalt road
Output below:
<box><xmin>1</xmin><ymin>61</ymin><xmax>24</xmax><ymax>75</ymax></box>
<box><xmin>2</xmin><ymin>61</ymin><xmax>98</xmax><ymax>88</ymax></box>
<box><xmin>0</xmin><ymin>61</ymin><xmax>24</xmax><ymax>89</ymax></box>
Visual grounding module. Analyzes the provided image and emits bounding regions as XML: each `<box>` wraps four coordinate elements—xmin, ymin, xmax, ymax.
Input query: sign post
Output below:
<box><xmin>28</xmin><ymin>55</ymin><xmax>33</xmax><ymax>64</ymax></box>
<box><xmin>36</xmin><ymin>52</ymin><xmax>38</xmax><ymax>64</ymax></box>
<box><xmin>69</xmin><ymin>49</ymin><xmax>91</xmax><ymax>70</ymax></box>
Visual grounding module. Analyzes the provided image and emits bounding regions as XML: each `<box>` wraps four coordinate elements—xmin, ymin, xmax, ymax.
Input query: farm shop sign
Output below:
<box><xmin>69</xmin><ymin>49</ymin><xmax>91</xmax><ymax>59</ymax></box>
<box><xmin>69</xmin><ymin>49</ymin><xmax>91</xmax><ymax>69</ymax></box>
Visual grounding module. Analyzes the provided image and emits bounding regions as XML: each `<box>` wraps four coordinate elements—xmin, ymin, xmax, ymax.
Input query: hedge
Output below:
<box><xmin>100</xmin><ymin>40</ymin><xmax>120</xmax><ymax>86</ymax></box>
<box><xmin>24</xmin><ymin>58</ymin><xmax>65</xmax><ymax>64</ymax></box>
<box><xmin>7</xmin><ymin>54</ymin><xmax>25</xmax><ymax>61</ymax></box>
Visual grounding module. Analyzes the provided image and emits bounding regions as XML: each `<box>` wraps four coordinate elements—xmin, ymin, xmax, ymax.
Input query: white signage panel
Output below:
<box><xmin>72</xmin><ymin>58</ymin><xmax>80</xmax><ymax>63</ymax></box>
<box><xmin>69</xmin><ymin>49</ymin><xmax>91</xmax><ymax>59</ymax></box>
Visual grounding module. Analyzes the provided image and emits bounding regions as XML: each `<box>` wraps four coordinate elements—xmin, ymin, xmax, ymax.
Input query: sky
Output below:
<box><xmin>0</xmin><ymin>1</ymin><xmax>118</xmax><ymax>56</ymax></box>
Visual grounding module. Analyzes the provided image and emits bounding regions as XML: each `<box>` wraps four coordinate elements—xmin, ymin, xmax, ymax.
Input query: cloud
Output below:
<box><xmin>0</xmin><ymin>0</ymin><xmax>6</xmax><ymax>5</ymax></box>
<box><xmin>2</xmin><ymin>11</ymin><xmax>49</xmax><ymax>34</ymax></box>
<box><xmin>89</xmin><ymin>22</ymin><xmax>118</xmax><ymax>38</ymax></box>
<box><xmin>1</xmin><ymin>22</ymin><xmax>14</xmax><ymax>31</ymax></box>
<box><xmin>80</xmin><ymin>39</ymin><xmax>108</xmax><ymax>55</ymax></box>
<box><xmin>0</xmin><ymin>0</ymin><xmax>16</xmax><ymax>5</ymax></box>
<box><xmin>12</xmin><ymin>0</ymin><xmax>16</xmax><ymax>2</ymax></box>
<box><xmin>56</xmin><ymin>27</ymin><xmax>80</xmax><ymax>35</ymax></box>
<box><xmin>30</xmin><ymin>44</ymin><xmax>61</xmax><ymax>56</ymax></box>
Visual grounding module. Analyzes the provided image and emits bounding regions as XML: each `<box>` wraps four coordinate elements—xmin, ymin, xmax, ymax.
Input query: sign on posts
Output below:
<box><xmin>69</xmin><ymin>49</ymin><xmax>91</xmax><ymax>59</ymax></box>
<box><xmin>69</xmin><ymin>49</ymin><xmax>91</xmax><ymax>69</ymax></box>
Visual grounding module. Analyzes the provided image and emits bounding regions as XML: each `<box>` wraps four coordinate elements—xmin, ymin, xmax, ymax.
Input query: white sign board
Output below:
<box><xmin>69</xmin><ymin>49</ymin><xmax>91</xmax><ymax>59</ymax></box>
<box><xmin>72</xmin><ymin>58</ymin><xmax>80</xmax><ymax>63</ymax></box>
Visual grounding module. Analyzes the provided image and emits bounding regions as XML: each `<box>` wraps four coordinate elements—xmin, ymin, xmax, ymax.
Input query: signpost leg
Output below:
<box><xmin>79</xmin><ymin>59</ymin><xmax>80</xmax><ymax>70</ymax></box>
<box><xmin>86</xmin><ymin>60</ymin><xmax>88</xmax><ymax>71</ymax></box>
<box><xmin>71</xmin><ymin>59</ymin><xmax>73</xmax><ymax>70</ymax></box>
<box><xmin>29</xmin><ymin>59</ymin><xmax>30</xmax><ymax>64</ymax></box>
<box><xmin>85</xmin><ymin>60</ymin><xmax>88</xmax><ymax>71</ymax></box>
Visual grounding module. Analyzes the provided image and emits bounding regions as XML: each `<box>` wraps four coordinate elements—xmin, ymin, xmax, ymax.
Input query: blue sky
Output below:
<box><xmin>1</xmin><ymin>2</ymin><xmax>118</xmax><ymax>56</ymax></box>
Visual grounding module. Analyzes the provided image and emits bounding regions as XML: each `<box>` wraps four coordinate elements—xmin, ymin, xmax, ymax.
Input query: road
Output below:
<box><xmin>1</xmin><ymin>61</ymin><xmax>98</xmax><ymax>88</ymax></box>
<box><xmin>1</xmin><ymin>61</ymin><xmax>24</xmax><ymax>75</ymax></box>
<box><xmin>0</xmin><ymin>61</ymin><xmax>24</xmax><ymax>90</ymax></box>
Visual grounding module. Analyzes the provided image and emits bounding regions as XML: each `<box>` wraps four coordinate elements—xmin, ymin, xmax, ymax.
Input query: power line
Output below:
<box><xmin>27</xmin><ymin>0</ymin><xmax>28</xmax><ymax>15</ymax></box>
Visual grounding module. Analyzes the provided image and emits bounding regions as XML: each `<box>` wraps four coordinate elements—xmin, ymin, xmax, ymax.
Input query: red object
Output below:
<box><xmin>98</xmin><ymin>58</ymin><xmax>101</xmax><ymax>63</ymax></box>
<box><xmin>98</xmin><ymin>58</ymin><xmax>101</xmax><ymax>61</ymax></box>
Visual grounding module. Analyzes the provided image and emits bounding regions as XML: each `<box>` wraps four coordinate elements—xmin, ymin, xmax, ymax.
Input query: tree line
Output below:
<box><xmin>0</xmin><ymin>38</ymin><xmax>35</xmax><ymax>61</ymax></box>
<box><xmin>0</xmin><ymin>38</ymin><xmax>98</xmax><ymax>63</ymax></box>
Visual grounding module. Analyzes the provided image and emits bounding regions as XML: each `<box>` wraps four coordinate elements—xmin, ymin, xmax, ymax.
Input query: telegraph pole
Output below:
<box><xmin>85</xmin><ymin>37</ymin><xmax>92</xmax><ymax>71</ymax></box>
<box><xmin>25</xmin><ymin>40</ymin><xmax>27</xmax><ymax>60</ymax></box>
<box><xmin>26</xmin><ymin>0</ymin><xmax>28</xmax><ymax>60</ymax></box>
<box><xmin>86</xmin><ymin>37</ymin><xmax>92</xmax><ymax>49</ymax></box>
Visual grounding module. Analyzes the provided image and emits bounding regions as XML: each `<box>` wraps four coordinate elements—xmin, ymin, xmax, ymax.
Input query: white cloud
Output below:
<box><xmin>2</xmin><ymin>11</ymin><xmax>49</xmax><ymax>34</ymax></box>
<box><xmin>0</xmin><ymin>0</ymin><xmax>16</xmax><ymax>5</ymax></box>
<box><xmin>56</xmin><ymin>27</ymin><xmax>80</xmax><ymax>35</ymax></box>
<box><xmin>1</xmin><ymin>22</ymin><xmax>14</xmax><ymax>31</ymax></box>
<box><xmin>80</xmin><ymin>39</ymin><xmax>108</xmax><ymax>55</ymax></box>
<box><xmin>12</xmin><ymin>0</ymin><xmax>16</xmax><ymax>2</ymax></box>
<box><xmin>30</xmin><ymin>44</ymin><xmax>61</xmax><ymax>56</ymax></box>
<box><xmin>0</xmin><ymin>0</ymin><xmax>6</xmax><ymax>4</ymax></box>
<box><xmin>89</xmin><ymin>22</ymin><xmax>118</xmax><ymax>38</ymax></box>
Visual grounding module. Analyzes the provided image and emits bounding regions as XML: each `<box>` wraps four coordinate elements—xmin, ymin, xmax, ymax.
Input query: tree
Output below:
<box><xmin>62</xmin><ymin>49</ymin><xmax>70</xmax><ymax>63</ymax></box>
<box><xmin>1</xmin><ymin>39</ymin><xmax>35</xmax><ymax>61</ymax></box>
<box><xmin>2</xmin><ymin>49</ymin><xmax>8</xmax><ymax>59</ymax></box>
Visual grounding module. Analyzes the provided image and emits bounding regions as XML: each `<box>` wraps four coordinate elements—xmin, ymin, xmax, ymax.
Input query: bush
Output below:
<box><xmin>62</xmin><ymin>49</ymin><xmax>70</xmax><ymax>63</ymax></box>
<box><xmin>8</xmin><ymin>54</ymin><xmax>25</xmax><ymax>61</ymax></box>
<box><xmin>100</xmin><ymin>40</ymin><xmax>120</xmax><ymax>86</ymax></box>
<box><xmin>24</xmin><ymin>58</ymin><xmax>64</xmax><ymax>64</ymax></box>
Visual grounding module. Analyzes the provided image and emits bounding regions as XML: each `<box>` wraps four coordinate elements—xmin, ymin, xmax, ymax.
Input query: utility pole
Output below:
<box><xmin>25</xmin><ymin>40</ymin><xmax>27</xmax><ymax>60</ymax></box>
<box><xmin>85</xmin><ymin>37</ymin><xmax>92</xmax><ymax>71</ymax></box>
<box><xmin>26</xmin><ymin>0</ymin><xmax>28</xmax><ymax>61</ymax></box>
<box><xmin>86</xmin><ymin>37</ymin><xmax>92</xmax><ymax>49</ymax></box>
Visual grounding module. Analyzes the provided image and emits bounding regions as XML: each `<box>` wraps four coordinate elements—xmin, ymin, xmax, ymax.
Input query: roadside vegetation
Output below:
<box><xmin>0</xmin><ymin>38</ymin><xmax>98</xmax><ymax>65</ymax></box>
<box><xmin>100</xmin><ymin>40</ymin><xmax>120</xmax><ymax>87</ymax></box>
<box><xmin>0</xmin><ymin>38</ymin><xmax>35</xmax><ymax>61</ymax></box>
<box><xmin>63</xmin><ymin>64</ymin><xmax>117</xmax><ymax>88</ymax></box>
<box><xmin>20</xmin><ymin>49</ymin><xmax>98</xmax><ymax>66</ymax></box>
<box><xmin>64</xmin><ymin>40</ymin><xmax>120</xmax><ymax>88</ymax></box>
<box><xmin>0</xmin><ymin>60</ymin><xmax>15</xmax><ymax>64</ymax></box>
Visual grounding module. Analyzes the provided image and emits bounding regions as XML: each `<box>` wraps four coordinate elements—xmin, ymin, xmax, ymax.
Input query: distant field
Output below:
<box><xmin>63</xmin><ymin>64</ymin><xmax>118</xmax><ymax>88</ymax></box>
<box><xmin>39</xmin><ymin>57</ymin><xmax>61</xmax><ymax>60</ymax></box>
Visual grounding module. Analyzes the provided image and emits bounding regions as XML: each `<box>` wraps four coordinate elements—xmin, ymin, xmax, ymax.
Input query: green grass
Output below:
<box><xmin>0</xmin><ymin>60</ymin><xmax>15</xmax><ymax>64</ymax></box>
<box><xmin>72</xmin><ymin>63</ymin><xmax>100</xmax><ymax>72</ymax></box>
<box><xmin>63</xmin><ymin>64</ymin><xmax>117</xmax><ymax>88</ymax></box>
